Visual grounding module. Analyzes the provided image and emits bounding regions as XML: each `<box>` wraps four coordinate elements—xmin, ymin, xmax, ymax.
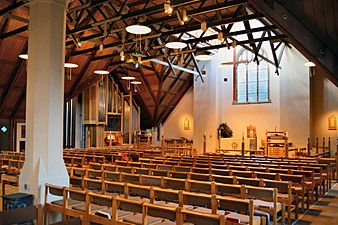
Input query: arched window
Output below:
<box><xmin>234</xmin><ymin>48</ymin><xmax>270</xmax><ymax>103</ymax></box>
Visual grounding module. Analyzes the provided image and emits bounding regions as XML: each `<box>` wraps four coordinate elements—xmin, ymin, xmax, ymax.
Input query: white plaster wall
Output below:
<box><xmin>219</xmin><ymin>47</ymin><xmax>281</xmax><ymax>147</ymax></box>
<box><xmin>162</xmin><ymin>87</ymin><xmax>194</xmax><ymax>141</ymax></box>
<box><xmin>193</xmin><ymin>70</ymin><xmax>209</xmax><ymax>153</ymax></box>
<box><xmin>311</xmin><ymin>70</ymin><xmax>338</xmax><ymax>156</ymax></box>
<box><xmin>163</xmin><ymin>44</ymin><xmax>315</xmax><ymax>152</ymax></box>
<box><xmin>279</xmin><ymin>47</ymin><xmax>310</xmax><ymax>147</ymax></box>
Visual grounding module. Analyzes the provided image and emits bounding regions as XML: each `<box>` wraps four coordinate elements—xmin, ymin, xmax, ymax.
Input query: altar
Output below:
<box><xmin>218</xmin><ymin>138</ymin><xmax>256</xmax><ymax>155</ymax></box>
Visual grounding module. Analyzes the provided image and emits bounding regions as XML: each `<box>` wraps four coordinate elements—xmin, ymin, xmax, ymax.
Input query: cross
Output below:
<box><xmin>220</xmin><ymin>48</ymin><xmax>250</xmax><ymax>101</ymax></box>
<box><xmin>220</xmin><ymin>47</ymin><xmax>250</xmax><ymax>67</ymax></box>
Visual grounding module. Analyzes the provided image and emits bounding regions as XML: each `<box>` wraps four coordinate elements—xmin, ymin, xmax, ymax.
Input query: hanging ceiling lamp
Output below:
<box><xmin>131</xmin><ymin>81</ymin><xmax>142</xmax><ymax>93</ymax></box>
<box><xmin>94</xmin><ymin>70</ymin><xmax>110</xmax><ymax>86</ymax></box>
<box><xmin>64</xmin><ymin>63</ymin><xmax>78</xmax><ymax>68</ymax></box>
<box><xmin>64</xmin><ymin>63</ymin><xmax>78</xmax><ymax>80</ymax></box>
<box><xmin>195</xmin><ymin>54</ymin><xmax>213</xmax><ymax>61</ymax></box>
<box><xmin>94</xmin><ymin>70</ymin><xmax>109</xmax><ymax>75</ymax></box>
<box><xmin>165</xmin><ymin>41</ymin><xmax>187</xmax><ymax>49</ymax></box>
<box><xmin>122</xmin><ymin>76</ymin><xmax>136</xmax><ymax>91</ymax></box>
<box><xmin>126</xmin><ymin>25</ymin><xmax>151</xmax><ymax>35</ymax></box>
<box><xmin>121</xmin><ymin>76</ymin><xmax>136</xmax><ymax>80</ymax></box>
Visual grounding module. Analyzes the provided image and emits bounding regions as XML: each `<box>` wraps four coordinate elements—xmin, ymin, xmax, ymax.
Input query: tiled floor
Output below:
<box><xmin>294</xmin><ymin>182</ymin><xmax>338</xmax><ymax>225</ymax></box>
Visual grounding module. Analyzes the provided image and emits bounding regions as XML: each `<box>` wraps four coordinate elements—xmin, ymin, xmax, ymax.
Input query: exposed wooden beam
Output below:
<box><xmin>0</xmin><ymin>25</ymin><xmax>28</xmax><ymax>40</ymax></box>
<box><xmin>10</xmin><ymin>87</ymin><xmax>26</xmax><ymax>118</ymax></box>
<box><xmin>0</xmin><ymin>43</ymin><xmax>27</xmax><ymax>115</ymax></box>
<box><xmin>149</xmin><ymin>58</ymin><xmax>199</xmax><ymax>75</ymax></box>
<box><xmin>67</xmin><ymin>0</ymin><xmax>204</xmax><ymax>35</ymax></box>
<box><xmin>67</xmin><ymin>1</ymin><xmax>252</xmax><ymax>49</ymax></box>
<box><xmin>248</xmin><ymin>0</ymin><xmax>338</xmax><ymax>85</ymax></box>
<box><xmin>268</xmin><ymin>31</ymin><xmax>279</xmax><ymax>75</ymax></box>
<box><xmin>5</xmin><ymin>14</ymin><xmax>29</xmax><ymax>23</ymax></box>
<box><xmin>0</xmin><ymin>1</ymin><xmax>28</xmax><ymax>16</ymax></box>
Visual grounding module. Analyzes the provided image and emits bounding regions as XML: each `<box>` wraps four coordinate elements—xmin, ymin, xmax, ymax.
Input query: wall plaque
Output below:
<box><xmin>328</xmin><ymin>115</ymin><xmax>337</xmax><ymax>130</ymax></box>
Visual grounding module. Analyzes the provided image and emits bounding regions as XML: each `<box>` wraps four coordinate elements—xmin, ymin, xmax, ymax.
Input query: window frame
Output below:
<box><xmin>233</xmin><ymin>48</ymin><xmax>271</xmax><ymax>104</ymax></box>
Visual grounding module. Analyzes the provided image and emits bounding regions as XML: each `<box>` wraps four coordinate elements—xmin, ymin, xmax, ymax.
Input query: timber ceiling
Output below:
<box><xmin>0</xmin><ymin>0</ymin><xmax>337</xmax><ymax>128</ymax></box>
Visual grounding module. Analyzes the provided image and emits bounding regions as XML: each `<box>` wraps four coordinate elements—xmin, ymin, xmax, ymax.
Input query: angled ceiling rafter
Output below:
<box><xmin>248</xmin><ymin>0</ymin><xmax>338</xmax><ymax>85</ymax></box>
<box><xmin>0</xmin><ymin>42</ymin><xmax>28</xmax><ymax>115</ymax></box>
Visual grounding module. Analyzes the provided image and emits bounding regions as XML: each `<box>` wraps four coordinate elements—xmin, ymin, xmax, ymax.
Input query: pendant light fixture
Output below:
<box><xmin>195</xmin><ymin>54</ymin><xmax>213</xmax><ymax>61</ymax></box>
<box><xmin>94</xmin><ymin>70</ymin><xmax>109</xmax><ymax>75</ymax></box>
<box><xmin>131</xmin><ymin>81</ymin><xmax>142</xmax><ymax>93</ymax></box>
<box><xmin>126</xmin><ymin>25</ymin><xmax>151</xmax><ymax>35</ymax></box>
<box><xmin>131</xmin><ymin>81</ymin><xmax>141</xmax><ymax>84</ymax></box>
<box><xmin>165</xmin><ymin>41</ymin><xmax>187</xmax><ymax>49</ymax></box>
<box><xmin>126</xmin><ymin>25</ymin><xmax>151</xmax><ymax>56</ymax></box>
<box><xmin>64</xmin><ymin>63</ymin><xmax>79</xmax><ymax>80</ymax></box>
<box><xmin>121</xmin><ymin>76</ymin><xmax>136</xmax><ymax>80</ymax></box>
<box><xmin>122</xmin><ymin>76</ymin><xmax>136</xmax><ymax>90</ymax></box>
<box><xmin>94</xmin><ymin>70</ymin><xmax>110</xmax><ymax>86</ymax></box>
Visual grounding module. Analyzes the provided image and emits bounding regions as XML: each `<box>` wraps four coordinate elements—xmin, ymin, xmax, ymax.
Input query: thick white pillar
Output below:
<box><xmin>19</xmin><ymin>0</ymin><xmax>69</xmax><ymax>204</ymax></box>
<box><xmin>193</xmin><ymin>55</ymin><xmax>223</xmax><ymax>154</ymax></box>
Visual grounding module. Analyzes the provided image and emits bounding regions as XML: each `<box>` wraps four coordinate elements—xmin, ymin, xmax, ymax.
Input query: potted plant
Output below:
<box><xmin>218</xmin><ymin>123</ymin><xmax>233</xmax><ymax>138</ymax></box>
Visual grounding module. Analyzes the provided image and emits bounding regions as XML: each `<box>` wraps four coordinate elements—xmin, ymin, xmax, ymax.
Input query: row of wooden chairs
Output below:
<box><xmin>129</xmin><ymin>157</ymin><xmax>328</xmax><ymax>195</ymax></box>
<box><xmin>0</xmin><ymin>158</ymin><xmax>24</xmax><ymax>175</ymax></box>
<box><xmin>84</xmin><ymin>162</ymin><xmax>321</xmax><ymax>204</ymax></box>
<box><xmin>67</xmin><ymin>168</ymin><xmax>296</xmax><ymax>225</ymax></box>
<box><xmin>138</xmin><ymin>156</ymin><xmax>330</xmax><ymax>174</ymax></box>
<box><xmin>147</xmin><ymin>155</ymin><xmax>334</xmax><ymax>179</ymax></box>
<box><xmin>45</xmin><ymin>180</ymin><xmax>283</xmax><ymax>225</ymax></box>
<box><xmin>71</xmin><ymin>163</ymin><xmax>312</xmax><ymax>209</ymax></box>
<box><xmin>181</xmin><ymin>153</ymin><xmax>334</xmax><ymax>163</ymax></box>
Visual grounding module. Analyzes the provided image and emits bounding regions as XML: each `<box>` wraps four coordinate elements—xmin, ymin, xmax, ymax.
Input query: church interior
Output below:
<box><xmin>0</xmin><ymin>0</ymin><xmax>337</xmax><ymax>224</ymax></box>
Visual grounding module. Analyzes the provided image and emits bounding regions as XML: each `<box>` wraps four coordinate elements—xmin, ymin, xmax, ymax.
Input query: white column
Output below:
<box><xmin>19</xmin><ymin>0</ymin><xmax>69</xmax><ymax>204</ymax></box>
<box><xmin>193</xmin><ymin>54</ymin><xmax>223</xmax><ymax>154</ymax></box>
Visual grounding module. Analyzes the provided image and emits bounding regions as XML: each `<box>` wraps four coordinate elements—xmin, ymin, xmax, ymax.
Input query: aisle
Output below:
<box><xmin>294</xmin><ymin>182</ymin><xmax>338</xmax><ymax>225</ymax></box>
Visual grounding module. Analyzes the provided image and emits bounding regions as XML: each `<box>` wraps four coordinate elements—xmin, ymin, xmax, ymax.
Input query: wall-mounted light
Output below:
<box><xmin>304</xmin><ymin>61</ymin><xmax>316</xmax><ymax>77</ymax></box>
<box><xmin>304</xmin><ymin>62</ymin><xmax>316</xmax><ymax>67</ymax></box>
<box><xmin>184</xmin><ymin>118</ymin><xmax>190</xmax><ymax>130</ymax></box>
